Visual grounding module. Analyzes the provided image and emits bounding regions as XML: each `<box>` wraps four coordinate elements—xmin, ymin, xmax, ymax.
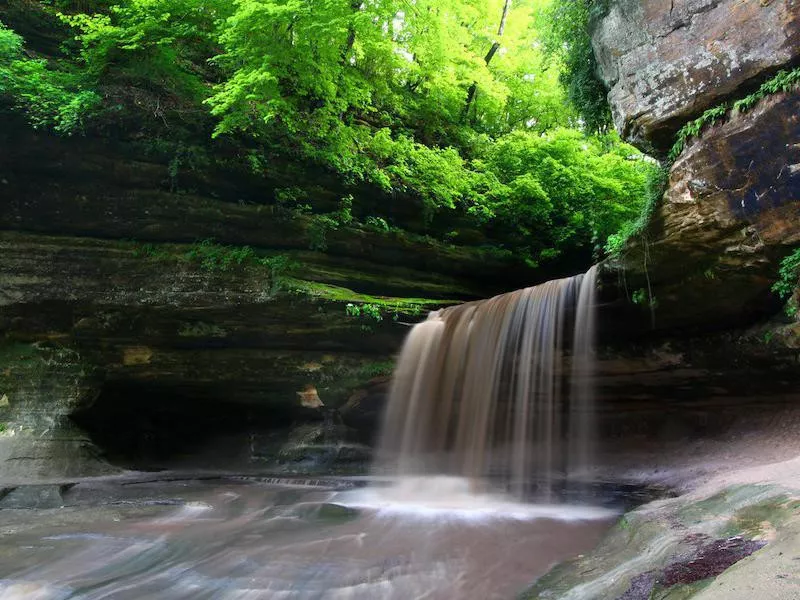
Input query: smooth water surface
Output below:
<box><xmin>0</xmin><ymin>475</ymin><xmax>615</xmax><ymax>600</ymax></box>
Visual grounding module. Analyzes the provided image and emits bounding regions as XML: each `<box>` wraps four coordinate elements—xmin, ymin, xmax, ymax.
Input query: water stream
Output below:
<box><xmin>378</xmin><ymin>266</ymin><xmax>598</xmax><ymax>500</ymax></box>
<box><xmin>0</xmin><ymin>476</ymin><xmax>616</xmax><ymax>600</ymax></box>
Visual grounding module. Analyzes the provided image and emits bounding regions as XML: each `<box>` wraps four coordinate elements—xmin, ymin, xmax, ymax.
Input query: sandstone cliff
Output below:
<box><xmin>593</xmin><ymin>0</ymin><xmax>800</xmax><ymax>340</ymax></box>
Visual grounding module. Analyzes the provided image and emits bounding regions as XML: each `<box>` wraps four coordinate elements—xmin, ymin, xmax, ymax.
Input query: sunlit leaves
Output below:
<box><xmin>0</xmin><ymin>21</ymin><xmax>100</xmax><ymax>133</ymax></box>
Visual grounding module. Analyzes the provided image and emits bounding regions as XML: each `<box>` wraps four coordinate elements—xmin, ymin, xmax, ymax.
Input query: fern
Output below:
<box><xmin>669</xmin><ymin>68</ymin><xmax>800</xmax><ymax>162</ymax></box>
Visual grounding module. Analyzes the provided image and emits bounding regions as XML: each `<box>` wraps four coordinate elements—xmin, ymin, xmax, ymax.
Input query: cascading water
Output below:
<box><xmin>375</xmin><ymin>266</ymin><xmax>598</xmax><ymax>501</ymax></box>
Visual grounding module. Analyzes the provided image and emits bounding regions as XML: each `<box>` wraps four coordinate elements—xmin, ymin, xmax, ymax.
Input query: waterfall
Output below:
<box><xmin>376</xmin><ymin>266</ymin><xmax>597</xmax><ymax>500</ymax></box>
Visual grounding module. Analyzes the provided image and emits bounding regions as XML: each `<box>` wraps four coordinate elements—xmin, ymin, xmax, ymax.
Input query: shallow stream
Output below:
<box><xmin>0</xmin><ymin>474</ymin><xmax>624</xmax><ymax>599</ymax></box>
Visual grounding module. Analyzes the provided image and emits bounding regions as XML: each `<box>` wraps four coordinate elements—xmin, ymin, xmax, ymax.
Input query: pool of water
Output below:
<box><xmin>0</xmin><ymin>474</ymin><xmax>620</xmax><ymax>599</ymax></box>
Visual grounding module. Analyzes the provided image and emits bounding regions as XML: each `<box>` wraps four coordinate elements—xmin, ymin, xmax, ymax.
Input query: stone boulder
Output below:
<box><xmin>592</xmin><ymin>0</ymin><xmax>800</xmax><ymax>153</ymax></box>
<box><xmin>600</xmin><ymin>87</ymin><xmax>800</xmax><ymax>337</ymax></box>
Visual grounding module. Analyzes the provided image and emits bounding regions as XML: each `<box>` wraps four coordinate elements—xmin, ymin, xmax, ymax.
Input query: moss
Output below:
<box><xmin>0</xmin><ymin>340</ymin><xmax>95</xmax><ymax>430</ymax></box>
<box><xmin>720</xmin><ymin>496</ymin><xmax>799</xmax><ymax>538</ymax></box>
<box><xmin>0</xmin><ymin>342</ymin><xmax>47</xmax><ymax>400</ymax></box>
<box><xmin>669</xmin><ymin>68</ymin><xmax>800</xmax><ymax>162</ymax></box>
<box><xmin>356</xmin><ymin>360</ymin><xmax>395</xmax><ymax>378</ymax></box>
<box><xmin>522</xmin><ymin>486</ymin><xmax>794</xmax><ymax>600</ymax></box>
<box><xmin>285</xmin><ymin>278</ymin><xmax>452</xmax><ymax>316</ymax></box>
<box><xmin>605</xmin><ymin>165</ymin><xmax>669</xmax><ymax>256</ymax></box>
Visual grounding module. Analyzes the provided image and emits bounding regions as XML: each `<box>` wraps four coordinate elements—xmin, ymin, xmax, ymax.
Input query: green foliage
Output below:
<box><xmin>289</xmin><ymin>278</ymin><xmax>440</xmax><ymax>315</ymax></box>
<box><xmin>669</xmin><ymin>68</ymin><xmax>800</xmax><ymax>162</ymax></box>
<box><xmin>604</xmin><ymin>165</ymin><xmax>668</xmax><ymax>255</ymax></box>
<box><xmin>540</xmin><ymin>0</ymin><xmax>611</xmax><ymax>133</ymax></box>
<box><xmin>479</xmin><ymin>129</ymin><xmax>660</xmax><ymax>263</ymax></box>
<box><xmin>260</xmin><ymin>254</ymin><xmax>294</xmax><ymax>279</ymax></box>
<box><xmin>202</xmin><ymin>0</ymin><xmax>580</xmax><ymax>219</ymax></box>
<box><xmin>7</xmin><ymin>0</ymin><xmax>659</xmax><ymax>268</ymax></box>
<box><xmin>257</xmin><ymin>253</ymin><xmax>295</xmax><ymax>293</ymax></box>
<box><xmin>0</xmin><ymin>21</ymin><xmax>100</xmax><ymax>132</ymax></box>
<box><xmin>631</xmin><ymin>288</ymin><xmax>647</xmax><ymax>306</ymax></box>
<box><xmin>364</xmin><ymin>216</ymin><xmax>390</xmax><ymax>232</ymax></box>
<box><xmin>345</xmin><ymin>303</ymin><xmax>383</xmax><ymax>322</ymax></box>
<box><xmin>308</xmin><ymin>215</ymin><xmax>339</xmax><ymax>252</ymax></box>
<box><xmin>631</xmin><ymin>288</ymin><xmax>657</xmax><ymax>309</ymax></box>
<box><xmin>336</xmin><ymin>195</ymin><xmax>354</xmax><ymax>226</ymax></box>
<box><xmin>274</xmin><ymin>187</ymin><xmax>312</xmax><ymax>216</ymax></box>
<box><xmin>132</xmin><ymin>239</ymin><xmax>296</xmax><ymax>284</ymax></box>
<box><xmin>131</xmin><ymin>241</ymin><xmax>171</xmax><ymax>260</ymax></box>
<box><xmin>346</xmin><ymin>299</ymin><xmax>424</xmax><ymax>331</ymax></box>
<box><xmin>184</xmin><ymin>238</ymin><xmax>258</xmax><ymax>271</ymax></box>
<box><xmin>59</xmin><ymin>0</ymin><xmax>233</xmax><ymax>100</ymax></box>
<box><xmin>668</xmin><ymin>105</ymin><xmax>729</xmax><ymax>163</ymax></box>
<box><xmin>358</xmin><ymin>360</ymin><xmax>395</xmax><ymax>378</ymax></box>
<box><xmin>772</xmin><ymin>248</ymin><xmax>800</xmax><ymax>318</ymax></box>
<box><xmin>346</xmin><ymin>302</ymin><xmax>383</xmax><ymax>332</ymax></box>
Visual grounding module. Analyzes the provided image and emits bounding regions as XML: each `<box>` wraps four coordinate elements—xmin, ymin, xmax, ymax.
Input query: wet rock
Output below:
<box><xmin>339</xmin><ymin>376</ymin><xmax>392</xmax><ymax>445</ymax></box>
<box><xmin>0</xmin><ymin>484</ymin><xmax>72</xmax><ymax>509</ymax></box>
<box><xmin>524</xmin><ymin>486</ymin><xmax>798</xmax><ymax>599</ymax></box>
<box><xmin>617</xmin><ymin>571</ymin><xmax>656</xmax><ymax>600</ymax></box>
<box><xmin>592</xmin><ymin>0</ymin><xmax>800</xmax><ymax>153</ymax></box>
<box><xmin>601</xmin><ymin>90</ymin><xmax>800</xmax><ymax>337</ymax></box>
<box><xmin>658</xmin><ymin>536</ymin><xmax>767</xmax><ymax>587</ymax></box>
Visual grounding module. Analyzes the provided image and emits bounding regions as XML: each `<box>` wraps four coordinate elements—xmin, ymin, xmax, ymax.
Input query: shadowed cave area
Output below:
<box><xmin>70</xmin><ymin>382</ymin><xmax>302</xmax><ymax>471</ymax></box>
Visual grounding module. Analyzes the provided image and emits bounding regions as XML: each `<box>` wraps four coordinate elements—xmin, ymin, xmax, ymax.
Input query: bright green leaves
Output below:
<box><xmin>539</xmin><ymin>0</ymin><xmax>611</xmax><ymax>133</ymax></box>
<box><xmin>60</xmin><ymin>0</ymin><xmax>233</xmax><ymax>100</ymax></box>
<box><xmin>477</xmin><ymin>129</ymin><xmax>657</xmax><ymax>264</ymax></box>
<box><xmin>669</xmin><ymin>68</ymin><xmax>800</xmax><ymax>162</ymax></box>
<box><xmin>0</xmin><ymin>22</ymin><xmax>23</xmax><ymax>57</ymax></box>
<box><xmin>773</xmin><ymin>249</ymin><xmax>800</xmax><ymax>317</ymax></box>
<box><xmin>0</xmin><ymin>21</ymin><xmax>100</xmax><ymax>133</ymax></box>
<box><xmin>4</xmin><ymin>0</ymin><xmax>653</xmax><ymax>269</ymax></box>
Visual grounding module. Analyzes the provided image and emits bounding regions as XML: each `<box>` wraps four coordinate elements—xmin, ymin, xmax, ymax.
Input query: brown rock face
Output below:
<box><xmin>592</xmin><ymin>0</ymin><xmax>800</xmax><ymax>153</ymax></box>
<box><xmin>602</xmin><ymin>90</ymin><xmax>800</xmax><ymax>335</ymax></box>
<box><xmin>0</xmin><ymin>231</ymin><xmax>412</xmax><ymax>477</ymax></box>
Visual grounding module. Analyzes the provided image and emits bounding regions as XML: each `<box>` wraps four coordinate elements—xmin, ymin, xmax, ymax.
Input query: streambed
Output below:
<box><xmin>0</xmin><ymin>474</ymin><xmax>618</xmax><ymax>600</ymax></box>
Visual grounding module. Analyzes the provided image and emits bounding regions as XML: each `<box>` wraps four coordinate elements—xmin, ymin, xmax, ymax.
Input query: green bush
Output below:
<box><xmin>773</xmin><ymin>249</ymin><xmax>800</xmax><ymax>317</ymax></box>
<box><xmin>0</xmin><ymin>22</ymin><xmax>100</xmax><ymax>133</ymax></box>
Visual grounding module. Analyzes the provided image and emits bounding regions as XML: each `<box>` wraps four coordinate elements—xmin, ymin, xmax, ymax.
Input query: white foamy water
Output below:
<box><xmin>333</xmin><ymin>476</ymin><xmax>617</xmax><ymax>521</ymax></box>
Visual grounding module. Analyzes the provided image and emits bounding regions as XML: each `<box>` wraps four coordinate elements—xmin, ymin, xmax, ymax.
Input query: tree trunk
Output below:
<box><xmin>340</xmin><ymin>0</ymin><xmax>362</xmax><ymax>65</ymax></box>
<box><xmin>462</xmin><ymin>0</ymin><xmax>512</xmax><ymax>123</ymax></box>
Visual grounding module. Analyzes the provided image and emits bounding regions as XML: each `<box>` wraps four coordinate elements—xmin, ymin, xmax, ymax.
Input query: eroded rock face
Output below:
<box><xmin>602</xmin><ymin>89</ymin><xmax>800</xmax><ymax>335</ymax></box>
<box><xmin>593</xmin><ymin>0</ymin><xmax>800</xmax><ymax>153</ymax></box>
<box><xmin>0</xmin><ymin>343</ymin><xmax>115</xmax><ymax>481</ymax></box>
<box><xmin>0</xmin><ymin>231</ymin><xmax>410</xmax><ymax>477</ymax></box>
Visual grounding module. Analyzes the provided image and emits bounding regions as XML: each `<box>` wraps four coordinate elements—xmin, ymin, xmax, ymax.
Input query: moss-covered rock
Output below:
<box><xmin>599</xmin><ymin>89</ymin><xmax>800</xmax><ymax>339</ymax></box>
<box><xmin>522</xmin><ymin>485</ymin><xmax>799</xmax><ymax>599</ymax></box>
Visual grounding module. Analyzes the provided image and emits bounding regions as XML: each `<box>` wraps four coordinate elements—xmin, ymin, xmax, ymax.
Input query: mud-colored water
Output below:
<box><xmin>378</xmin><ymin>267</ymin><xmax>598</xmax><ymax>499</ymax></box>
<box><xmin>0</xmin><ymin>476</ymin><xmax>616</xmax><ymax>600</ymax></box>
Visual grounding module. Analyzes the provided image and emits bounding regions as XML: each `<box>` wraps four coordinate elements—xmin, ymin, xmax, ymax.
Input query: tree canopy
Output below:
<box><xmin>0</xmin><ymin>0</ymin><xmax>657</xmax><ymax>268</ymax></box>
